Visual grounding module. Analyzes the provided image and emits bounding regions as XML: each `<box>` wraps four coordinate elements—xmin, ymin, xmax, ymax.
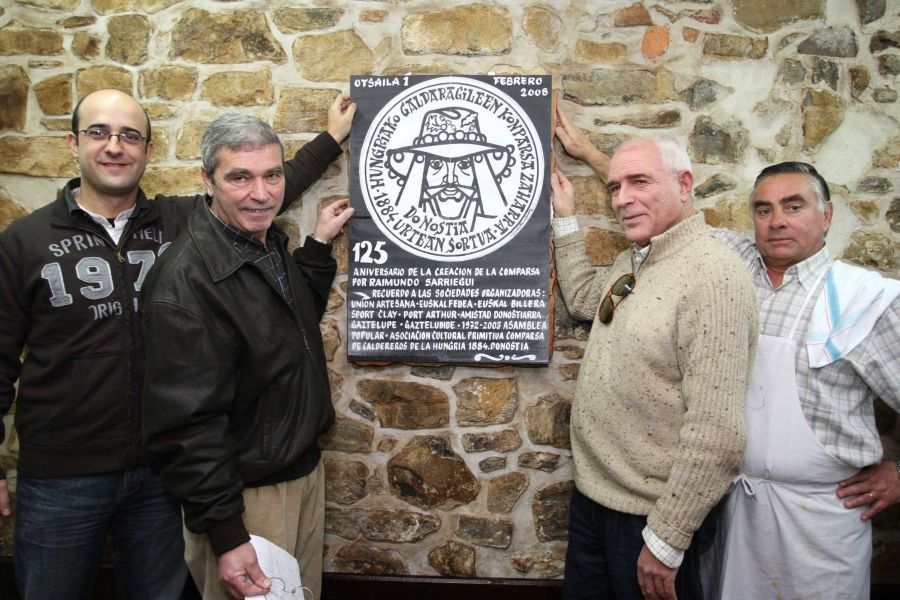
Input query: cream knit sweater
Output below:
<box><xmin>555</xmin><ymin>213</ymin><xmax>758</xmax><ymax>551</ymax></box>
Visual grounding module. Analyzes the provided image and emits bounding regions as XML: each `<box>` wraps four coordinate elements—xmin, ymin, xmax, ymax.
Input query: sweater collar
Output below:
<box><xmin>635</xmin><ymin>211</ymin><xmax>706</xmax><ymax>265</ymax></box>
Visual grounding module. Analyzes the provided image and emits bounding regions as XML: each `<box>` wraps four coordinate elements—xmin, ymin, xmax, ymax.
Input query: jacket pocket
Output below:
<box><xmin>31</xmin><ymin>352</ymin><xmax>129</xmax><ymax>449</ymax></box>
<box><xmin>259</xmin><ymin>387</ymin><xmax>276</xmax><ymax>461</ymax></box>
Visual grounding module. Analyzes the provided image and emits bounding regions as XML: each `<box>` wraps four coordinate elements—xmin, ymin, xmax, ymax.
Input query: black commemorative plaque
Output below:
<box><xmin>348</xmin><ymin>75</ymin><xmax>552</xmax><ymax>365</ymax></box>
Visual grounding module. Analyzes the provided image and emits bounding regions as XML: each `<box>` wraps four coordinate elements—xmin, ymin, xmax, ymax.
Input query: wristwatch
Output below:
<box><xmin>310</xmin><ymin>234</ymin><xmax>331</xmax><ymax>245</ymax></box>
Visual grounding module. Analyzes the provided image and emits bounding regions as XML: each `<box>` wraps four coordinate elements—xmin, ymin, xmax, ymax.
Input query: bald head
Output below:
<box><xmin>67</xmin><ymin>89</ymin><xmax>153</xmax><ymax>210</ymax></box>
<box><xmin>72</xmin><ymin>90</ymin><xmax>151</xmax><ymax>144</ymax></box>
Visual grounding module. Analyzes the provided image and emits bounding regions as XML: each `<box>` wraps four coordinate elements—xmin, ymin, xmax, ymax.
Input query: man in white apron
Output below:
<box><xmin>707</xmin><ymin>162</ymin><xmax>900</xmax><ymax>599</ymax></box>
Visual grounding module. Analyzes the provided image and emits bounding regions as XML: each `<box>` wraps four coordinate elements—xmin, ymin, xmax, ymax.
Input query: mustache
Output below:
<box><xmin>423</xmin><ymin>185</ymin><xmax>476</xmax><ymax>197</ymax></box>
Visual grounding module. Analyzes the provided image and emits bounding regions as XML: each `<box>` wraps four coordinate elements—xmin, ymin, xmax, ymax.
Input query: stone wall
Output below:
<box><xmin>1</xmin><ymin>0</ymin><xmax>898</xmax><ymax>583</ymax></box>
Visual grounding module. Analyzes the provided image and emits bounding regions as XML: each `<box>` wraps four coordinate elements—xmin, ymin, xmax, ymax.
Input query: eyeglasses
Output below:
<box><xmin>266</xmin><ymin>577</ymin><xmax>313</xmax><ymax>598</ymax></box>
<box><xmin>79</xmin><ymin>128</ymin><xmax>147</xmax><ymax>146</ymax></box>
<box><xmin>598</xmin><ymin>273</ymin><xmax>636</xmax><ymax>325</ymax></box>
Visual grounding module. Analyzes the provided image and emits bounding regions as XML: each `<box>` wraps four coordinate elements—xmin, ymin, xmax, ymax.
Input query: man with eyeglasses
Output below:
<box><xmin>701</xmin><ymin>162</ymin><xmax>900</xmax><ymax>599</ymax></box>
<box><xmin>0</xmin><ymin>89</ymin><xmax>354</xmax><ymax>599</ymax></box>
<box><xmin>141</xmin><ymin>114</ymin><xmax>352</xmax><ymax>600</ymax></box>
<box><xmin>549</xmin><ymin>124</ymin><xmax>757</xmax><ymax>600</ymax></box>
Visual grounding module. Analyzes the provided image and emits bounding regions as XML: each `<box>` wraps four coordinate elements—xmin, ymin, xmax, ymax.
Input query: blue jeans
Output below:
<box><xmin>562</xmin><ymin>488</ymin><xmax>709</xmax><ymax>600</ymax></box>
<box><xmin>14</xmin><ymin>466</ymin><xmax>187</xmax><ymax>600</ymax></box>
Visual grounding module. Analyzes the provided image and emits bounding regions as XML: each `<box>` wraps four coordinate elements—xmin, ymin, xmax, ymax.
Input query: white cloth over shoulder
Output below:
<box><xmin>806</xmin><ymin>261</ymin><xmax>900</xmax><ymax>368</ymax></box>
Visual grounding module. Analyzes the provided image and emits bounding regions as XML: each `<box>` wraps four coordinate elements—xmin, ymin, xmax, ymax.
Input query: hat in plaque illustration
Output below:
<box><xmin>386</xmin><ymin>107</ymin><xmax>514</xmax><ymax>231</ymax></box>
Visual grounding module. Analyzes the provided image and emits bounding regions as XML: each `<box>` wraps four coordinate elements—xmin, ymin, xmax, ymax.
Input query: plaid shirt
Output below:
<box><xmin>715</xmin><ymin>229</ymin><xmax>900</xmax><ymax>468</ymax></box>
<box><xmin>213</xmin><ymin>208</ymin><xmax>295</xmax><ymax>310</ymax></box>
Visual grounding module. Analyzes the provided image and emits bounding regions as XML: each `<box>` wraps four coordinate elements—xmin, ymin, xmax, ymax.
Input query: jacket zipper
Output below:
<box><xmin>116</xmin><ymin>218</ymin><xmax>139</xmax><ymax>466</ymax></box>
<box><xmin>74</xmin><ymin>216</ymin><xmax>141</xmax><ymax>464</ymax></box>
<box><xmin>288</xmin><ymin>281</ymin><xmax>311</xmax><ymax>352</ymax></box>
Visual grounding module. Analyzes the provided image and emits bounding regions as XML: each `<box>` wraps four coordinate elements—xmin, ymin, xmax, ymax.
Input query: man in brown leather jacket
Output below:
<box><xmin>142</xmin><ymin>113</ymin><xmax>353</xmax><ymax>600</ymax></box>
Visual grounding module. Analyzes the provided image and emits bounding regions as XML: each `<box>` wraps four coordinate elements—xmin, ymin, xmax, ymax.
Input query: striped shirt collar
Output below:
<box><xmin>750</xmin><ymin>244</ymin><xmax>831</xmax><ymax>291</ymax></box>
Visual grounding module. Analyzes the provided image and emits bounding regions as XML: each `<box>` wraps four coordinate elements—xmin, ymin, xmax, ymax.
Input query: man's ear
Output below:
<box><xmin>678</xmin><ymin>170</ymin><xmax>694</xmax><ymax>202</ymax></box>
<box><xmin>201</xmin><ymin>168</ymin><xmax>214</xmax><ymax>197</ymax></box>
<box><xmin>823</xmin><ymin>201</ymin><xmax>834</xmax><ymax>234</ymax></box>
<box><xmin>67</xmin><ymin>131</ymin><xmax>79</xmax><ymax>158</ymax></box>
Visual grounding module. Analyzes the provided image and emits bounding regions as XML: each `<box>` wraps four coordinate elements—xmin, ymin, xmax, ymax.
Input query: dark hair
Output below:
<box><xmin>71</xmin><ymin>92</ymin><xmax>152</xmax><ymax>144</ymax></box>
<box><xmin>752</xmin><ymin>161</ymin><xmax>829</xmax><ymax>211</ymax></box>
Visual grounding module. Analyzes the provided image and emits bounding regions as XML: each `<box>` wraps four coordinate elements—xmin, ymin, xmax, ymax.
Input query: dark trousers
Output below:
<box><xmin>14</xmin><ymin>466</ymin><xmax>187</xmax><ymax>600</ymax></box>
<box><xmin>562</xmin><ymin>488</ymin><xmax>709</xmax><ymax>600</ymax></box>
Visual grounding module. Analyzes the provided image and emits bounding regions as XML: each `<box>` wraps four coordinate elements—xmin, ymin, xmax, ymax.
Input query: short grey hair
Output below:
<box><xmin>200</xmin><ymin>113</ymin><xmax>284</xmax><ymax>179</ymax></box>
<box><xmin>615</xmin><ymin>136</ymin><xmax>692</xmax><ymax>177</ymax></box>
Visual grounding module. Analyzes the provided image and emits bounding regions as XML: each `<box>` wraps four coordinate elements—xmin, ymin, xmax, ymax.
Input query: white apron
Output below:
<box><xmin>707</xmin><ymin>272</ymin><xmax>871</xmax><ymax>600</ymax></box>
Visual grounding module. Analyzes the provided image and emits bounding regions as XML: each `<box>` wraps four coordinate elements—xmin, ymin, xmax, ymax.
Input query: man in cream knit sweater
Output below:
<box><xmin>550</xmin><ymin>134</ymin><xmax>757</xmax><ymax>600</ymax></box>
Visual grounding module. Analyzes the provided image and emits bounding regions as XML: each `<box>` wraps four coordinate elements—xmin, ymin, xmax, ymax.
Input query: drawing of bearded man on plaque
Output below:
<box><xmin>386</xmin><ymin>107</ymin><xmax>514</xmax><ymax>233</ymax></box>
